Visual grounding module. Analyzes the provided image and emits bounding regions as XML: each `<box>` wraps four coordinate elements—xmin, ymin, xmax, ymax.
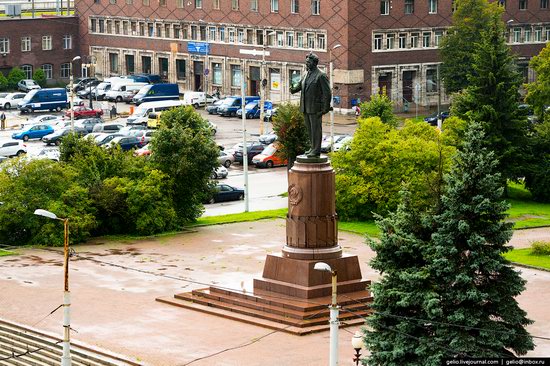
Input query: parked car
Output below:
<box><xmin>92</xmin><ymin>123</ymin><xmax>123</xmax><ymax>134</ymax></box>
<box><xmin>132</xmin><ymin>83</ymin><xmax>180</xmax><ymax>105</ymax></box>
<box><xmin>68</xmin><ymin>77</ymin><xmax>98</xmax><ymax>92</ymax></box>
<box><xmin>18</xmin><ymin>88</ymin><xmax>68</xmax><ymax>113</ymax></box>
<box><xmin>12</xmin><ymin>124</ymin><xmax>54</xmax><ymax>141</ymax></box>
<box><xmin>17</xmin><ymin>79</ymin><xmax>41</xmax><ymax>92</ymax></box>
<box><xmin>0</xmin><ymin>92</ymin><xmax>26</xmax><ymax>109</ymax></box>
<box><xmin>76</xmin><ymin>80</ymin><xmax>102</xmax><ymax>99</ymax></box>
<box><xmin>218</xmin><ymin>150</ymin><xmax>235</xmax><ymax>168</ymax></box>
<box><xmin>333</xmin><ymin>135</ymin><xmax>353</xmax><ymax>151</ymax></box>
<box><xmin>75</xmin><ymin>117</ymin><xmax>103</xmax><ymax>133</ymax></box>
<box><xmin>42</xmin><ymin>126</ymin><xmax>88</xmax><ymax>146</ymax></box>
<box><xmin>90</xmin><ymin>82</ymin><xmax>112</xmax><ymax>101</ymax></box>
<box><xmin>263</xmin><ymin>107</ymin><xmax>278</xmax><ymax>122</ymax></box>
<box><xmin>65</xmin><ymin>106</ymin><xmax>103</xmax><ymax>119</ymax></box>
<box><xmin>211</xmin><ymin>166</ymin><xmax>228</xmax><ymax>179</ymax></box>
<box><xmin>252</xmin><ymin>143</ymin><xmax>287</xmax><ymax>168</ymax></box>
<box><xmin>217</xmin><ymin>96</ymin><xmax>260</xmax><ymax>117</ymax></box>
<box><xmin>129</xmin><ymin>129</ymin><xmax>156</xmax><ymax>145</ymax></box>
<box><xmin>208</xmin><ymin>121</ymin><xmax>217</xmax><ymax>135</ymax></box>
<box><xmin>107</xmin><ymin>136</ymin><xmax>144</xmax><ymax>151</ymax></box>
<box><xmin>206</xmin><ymin>183</ymin><xmax>245</xmax><ymax>203</ymax></box>
<box><xmin>93</xmin><ymin>133</ymin><xmax>124</xmax><ymax>146</ymax></box>
<box><xmin>424</xmin><ymin>111</ymin><xmax>450</xmax><ymax>126</ymax></box>
<box><xmin>24</xmin><ymin>114</ymin><xmax>60</xmax><ymax>127</ymax></box>
<box><xmin>134</xmin><ymin>143</ymin><xmax>152</xmax><ymax>156</ymax></box>
<box><xmin>34</xmin><ymin>148</ymin><xmax>60</xmax><ymax>162</ymax></box>
<box><xmin>237</xmin><ymin>100</ymin><xmax>273</xmax><ymax>119</ymax></box>
<box><xmin>118</xmin><ymin>125</ymin><xmax>147</xmax><ymax>135</ymax></box>
<box><xmin>182</xmin><ymin>91</ymin><xmax>219</xmax><ymax>108</ymax></box>
<box><xmin>259</xmin><ymin>130</ymin><xmax>277</xmax><ymax>145</ymax></box>
<box><xmin>0</xmin><ymin>140</ymin><xmax>27</xmax><ymax>157</ymax></box>
<box><xmin>320</xmin><ymin>134</ymin><xmax>349</xmax><ymax>153</ymax></box>
<box><xmin>232</xmin><ymin>141</ymin><xmax>265</xmax><ymax>164</ymax></box>
<box><xmin>206</xmin><ymin>100</ymin><xmax>224</xmax><ymax>115</ymax></box>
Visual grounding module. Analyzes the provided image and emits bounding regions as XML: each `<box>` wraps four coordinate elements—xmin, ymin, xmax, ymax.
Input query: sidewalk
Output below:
<box><xmin>1</xmin><ymin>221</ymin><xmax>550</xmax><ymax>365</ymax></box>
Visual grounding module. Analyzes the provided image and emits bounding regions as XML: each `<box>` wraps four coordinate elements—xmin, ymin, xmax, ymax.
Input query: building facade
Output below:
<box><xmin>0</xmin><ymin>17</ymin><xmax>80</xmax><ymax>85</ymax></box>
<box><xmin>75</xmin><ymin>0</ymin><xmax>550</xmax><ymax>111</ymax></box>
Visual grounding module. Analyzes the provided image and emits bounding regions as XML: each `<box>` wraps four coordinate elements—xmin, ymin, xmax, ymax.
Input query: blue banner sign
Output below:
<box><xmin>188</xmin><ymin>42</ymin><xmax>210</xmax><ymax>55</ymax></box>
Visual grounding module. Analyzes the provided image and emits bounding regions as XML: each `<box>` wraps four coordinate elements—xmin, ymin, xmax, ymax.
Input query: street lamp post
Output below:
<box><xmin>33</xmin><ymin>209</ymin><xmax>72</xmax><ymax>366</ymax></box>
<box><xmin>314</xmin><ymin>262</ymin><xmax>339</xmax><ymax>366</ymax></box>
<box><xmin>259</xmin><ymin>31</ymin><xmax>276</xmax><ymax>135</ymax></box>
<box><xmin>69</xmin><ymin>56</ymin><xmax>81</xmax><ymax>131</ymax></box>
<box><xmin>241</xmin><ymin>60</ymin><xmax>249</xmax><ymax>212</ymax></box>
<box><xmin>329</xmin><ymin>44</ymin><xmax>342</xmax><ymax>153</ymax></box>
<box><xmin>351</xmin><ymin>331</ymin><xmax>364</xmax><ymax>366</ymax></box>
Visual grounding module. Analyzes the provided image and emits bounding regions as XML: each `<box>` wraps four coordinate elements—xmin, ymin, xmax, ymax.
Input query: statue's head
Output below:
<box><xmin>306</xmin><ymin>52</ymin><xmax>319</xmax><ymax>71</ymax></box>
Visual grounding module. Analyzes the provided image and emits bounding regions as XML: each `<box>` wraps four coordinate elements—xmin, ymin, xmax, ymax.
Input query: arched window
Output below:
<box><xmin>21</xmin><ymin>64</ymin><xmax>33</xmax><ymax>79</ymax></box>
<box><xmin>42</xmin><ymin>64</ymin><xmax>53</xmax><ymax>79</ymax></box>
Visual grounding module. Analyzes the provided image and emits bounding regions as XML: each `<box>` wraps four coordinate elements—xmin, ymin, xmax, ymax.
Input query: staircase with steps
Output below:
<box><xmin>0</xmin><ymin>318</ymin><xmax>142</xmax><ymax>366</ymax></box>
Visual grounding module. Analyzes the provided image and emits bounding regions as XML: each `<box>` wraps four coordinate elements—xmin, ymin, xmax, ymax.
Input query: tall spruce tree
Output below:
<box><xmin>429</xmin><ymin>122</ymin><xmax>533</xmax><ymax>358</ymax></box>
<box><xmin>451</xmin><ymin>12</ymin><xmax>528</xmax><ymax>189</ymax></box>
<box><xmin>439</xmin><ymin>0</ymin><xmax>501</xmax><ymax>93</ymax></box>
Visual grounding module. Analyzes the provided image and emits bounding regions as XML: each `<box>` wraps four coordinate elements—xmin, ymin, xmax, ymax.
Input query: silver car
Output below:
<box><xmin>0</xmin><ymin>140</ymin><xmax>27</xmax><ymax>157</ymax></box>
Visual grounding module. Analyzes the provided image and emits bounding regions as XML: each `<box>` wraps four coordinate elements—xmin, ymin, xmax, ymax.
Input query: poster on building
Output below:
<box><xmin>271</xmin><ymin>72</ymin><xmax>281</xmax><ymax>91</ymax></box>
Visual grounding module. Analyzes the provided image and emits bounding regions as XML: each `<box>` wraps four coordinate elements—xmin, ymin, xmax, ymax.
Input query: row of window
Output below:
<box><xmin>379</xmin><ymin>0</ymin><xmax>548</xmax><ymax>16</ymax></box>
<box><xmin>512</xmin><ymin>0</ymin><xmax>549</xmax><ymax>10</ymax></box>
<box><xmin>19</xmin><ymin>63</ymin><xmax>72</xmax><ymax>79</ymax></box>
<box><xmin>373</xmin><ymin>29</ymin><xmax>446</xmax><ymax>51</ymax></box>
<box><xmin>0</xmin><ymin>35</ymin><xmax>72</xmax><ymax>54</ymax></box>
<box><xmin>510</xmin><ymin>25</ymin><xmax>550</xmax><ymax>43</ymax></box>
<box><xmin>90</xmin><ymin>18</ymin><xmax>327</xmax><ymax>51</ymax></box>
<box><xmin>102</xmin><ymin>0</ymin><xmax>321</xmax><ymax>15</ymax></box>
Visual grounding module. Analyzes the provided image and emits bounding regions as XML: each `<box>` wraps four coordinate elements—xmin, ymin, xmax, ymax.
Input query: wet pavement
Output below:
<box><xmin>1</xmin><ymin>221</ymin><xmax>550</xmax><ymax>365</ymax></box>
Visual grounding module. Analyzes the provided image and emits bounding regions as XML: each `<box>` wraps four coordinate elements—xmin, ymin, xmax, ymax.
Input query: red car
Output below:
<box><xmin>65</xmin><ymin>106</ymin><xmax>103</xmax><ymax>119</ymax></box>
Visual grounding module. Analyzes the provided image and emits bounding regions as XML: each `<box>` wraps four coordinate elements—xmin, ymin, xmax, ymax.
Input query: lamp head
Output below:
<box><xmin>72</xmin><ymin>56</ymin><xmax>81</xmax><ymax>62</ymax></box>
<box><xmin>34</xmin><ymin>209</ymin><xmax>58</xmax><ymax>220</ymax></box>
<box><xmin>314</xmin><ymin>262</ymin><xmax>332</xmax><ymax>272</ymax></box>
<box><xmin>351</xmin><ymin>331</ymin><xmax>364</xmax><ymax>350</ymax></box>
<box><xmin>332</xmin><ymin>44</ymin><xmax>342</xmax><ymax>50</ymax></box>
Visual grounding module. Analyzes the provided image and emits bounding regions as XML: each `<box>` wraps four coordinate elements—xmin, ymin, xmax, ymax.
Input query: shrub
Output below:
<box><xmin>271</xmin><ymin>103</ymin><xmax>309</xmax><ymax>167</ymax></box>
<box><xmin>32</xmin><ymin>69</ymin><xmax>47</xmax><ymax>87</ymax></box>
<box><xmin>7</xmin><ymin>67</ymin><xmax>26</xmax><ymax>90</ymax></box>
<box><xmin>531</xmin><ymin>241</ymin><xmax>550</xmax><ymax>256</ymax></box>
<box><xmin>0</xmin><ymin>73</ymin><xmax>8</xmax><ymax>91</ymax></box>
<box><xmin>359</xmin><ymin>94</ymin><xmax>398</xmax><ymax>127</ymax></box>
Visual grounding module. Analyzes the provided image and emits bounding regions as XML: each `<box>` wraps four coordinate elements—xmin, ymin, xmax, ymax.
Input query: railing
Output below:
<box><xmin>0</xmin><ymin>1</ymin><xmax>74</xmax><ymax>14</ymax></box>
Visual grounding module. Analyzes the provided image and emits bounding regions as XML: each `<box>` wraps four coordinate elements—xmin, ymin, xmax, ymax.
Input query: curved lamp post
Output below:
<box><xmin>351</xmin><ymin>330</ymin><xmax>364</xmax><ymax>365</ymax></box>
<box><xmin>314</xmin><ymin>262</ymin><xmax>338</xmax><ymax>366</ymax></box>
<box><xmin>34</xmin><ymin>209</ymin><xmax>72</xmax><ymax>366</ymax></box>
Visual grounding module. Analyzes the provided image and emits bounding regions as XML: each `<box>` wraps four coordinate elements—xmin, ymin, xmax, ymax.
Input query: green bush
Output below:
<box><xmin>272</xmin><ymin>103</ymin><xmax>309</xmax><ymax>166</ymax></box>
<box><xmin>531</xmin><ymin>241</ymin><xmax>550</xmax><ymax>255</ymax></box>
<box><xmin>359</xmin><ymin>94</ymin><xmax>398</xmax><ymax>127</ymax></box>
<box><xmin>32</xmin><ymin>69</ymin><xmax>47</xmax><ymax>87</ymax></box>
<box><xmin>0</xmin><ymin>73</ymin><xmax>8</xmax><ymax>91</ymax></box>
<box><xmin>7</xmin><ymin>67</ymin><xmax>26</xmax><ymax>90</ymax></box>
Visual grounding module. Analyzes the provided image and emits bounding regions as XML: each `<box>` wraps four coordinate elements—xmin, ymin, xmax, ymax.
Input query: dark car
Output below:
<box><xmin>206</xmin><ymin>100</ymin><xmax>224</xmax><ymax>115</ymax></box>
<box><xmin>42</xmin><ymin>126</ymin><xmax>88</xmax><ymax>146</ymax></box>
<box><xmin>68</xmin><ymin>77</ymin><xmax>98</xmax><ymax>92</ymax></box>
<box><xmin>77</xmin><ymin>80</ymin><xmax>102</xmax><ymax>99</ymax></box>
<box><xmin>259</xmin><ymin>131</ymin><xmax>277</xmax><ymax>145</ymax></box>
<box><xmin>424</xmin><ymin>111</ymin><xmax>450</xmax><ymax>126</ymax></box>
<box><xmin>207</xmin><ymin>183</ymin><xmax>245</xmax><ymax>203</ymax></box>
<box><xmin>232</xmin><ymin>142</ymin><xmax>266</xmax><ymax>164</ymax></box>
<box><xmin>76</xmin><ymin>117</ymin><xmax>103</xmax><ymax>132</ymax></box>
<box><xmin>94</xmin><ymin>133</ymin><xmax>124</xmax><ymax>146</ymax></box>
<box><xmin>108</xmin><ymin>136</ymin><xmax>144</xmax><ymax>151</ymax></box>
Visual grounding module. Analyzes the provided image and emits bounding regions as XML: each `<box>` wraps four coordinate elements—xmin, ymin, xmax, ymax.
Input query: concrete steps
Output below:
<box><xmin>0</xmin><ymin>318</ymin><xmax>142</xmax><ymax>366</ymax></box>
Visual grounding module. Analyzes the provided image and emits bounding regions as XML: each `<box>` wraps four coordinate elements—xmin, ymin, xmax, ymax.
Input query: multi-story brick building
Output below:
<box><xmin>76</xmin><ymin>0</ymin><xmax>550</xmax><ymax>111</ymax></box>
<box><xmin>0</xmin><ymin>16</ymin><xmax>80</xmax><ymax>85</ymax></box>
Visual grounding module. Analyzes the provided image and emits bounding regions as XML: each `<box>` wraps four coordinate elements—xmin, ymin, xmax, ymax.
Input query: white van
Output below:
<box><xmin>182</xmin><ymin>91</ymin><xmax>219</xmax><ymax>108</ymax></box>
<box><xmin>106</xmin><ymin>82</ymin><xmax>148</xmax><ymax>102</ymax></box>
<box><xmin>126</xmin><ymin>100</ymin><xmax>188</xmax><ymax>126</ymax></box>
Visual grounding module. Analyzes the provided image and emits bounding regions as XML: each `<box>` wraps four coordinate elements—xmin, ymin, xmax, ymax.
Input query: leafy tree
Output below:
<box><xmin>439</xmin><ymin>0</ymin><xmax>502</xmax><ymax>93</ymax></box>
<box><xmin>0</xmin><ymin>159</ymin><xmax>96</xmax><ymax>246</ymax></box>
<box><xmin>428</xmin><ymin>122</ymin><xmax>533</xmax><ymax>358</ymax></box>
<box><xmin>451</xmin><ymin>12</ymin><xmax>528</xmax><ymax>190</ymax></box>
<box><xmin>32</xmin><ymin>68</ymin><xmax>47</xmax><ymax>87</ymax></box>
<box><xmin>332</xmin><ymin>117</ymin><xmax>454</xmax><ymax>220</ymax></box>
<box><xmin>271</xmin><ymin>103</ymin><xmax>309</xmax><ymax>168</ymax></box>
<box><xmin>524</xmin><ymin>119</ymin><xmax>550</xmax><ymax>201</ymax></box>
<box><xmin>149</xmin><ymin>106</ymin><xmax>219</xmax><ymax>223</ymax></box>
<box><xmin>0</xmin><ymin>73</ymin><xmax>8</xmax><ymax>91</ymax></box>
<box><xmin>359</xmin><ymin>94</ymin><xmax>397</xmax><ymax>127</ymax></box>
<box><xmin>525</xmin><ymin>42</ymin><xmax>550</xmax><ymax>122</ymax></box>
<box><xmin>7</xmin><ymin>67</ymin><xmax>26</xmax><ymax>90</ymax></box>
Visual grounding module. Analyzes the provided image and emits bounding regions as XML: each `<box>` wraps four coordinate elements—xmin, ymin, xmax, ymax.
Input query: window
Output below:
<box><xmin>423</xmin><ymin>32</ymin><xmax>431</xmax><ymax>47</ymax></box>
<box><xmin>91</xmin><ymin>19</ymin><xmax>97</xmax><ymax>32</ymax></box>
<box><xmin>429</xmin><ymin>0</ymin><xmax>437</xmax><ymax>13</ymax></box>
<box><xmin>231</xmin><ymin>65</ymin><xmax>242</xmax><ymax>88</ymax></box>
<box><xmin>257</xmin><ymin>30</ymin><xmax>264</xmax><ymax>45</ymax></box>
<box><xmin>297</xmin><ymin>32</ymin><xmax>304</xmax><ymax>48</ymax></box>
<box><xmin>373</xmin><ymin>34</ymin><xmax>382</xmax><ymax>50</ymax></box>
<box><xmin>290</xmin><ymin>69</ymin><xmax>301</xmax><ymax>87</ymax></box>
<box><xmin>229</xmin><ymin>28</ymin><xmax>235</xmax><ymax>43</ymax></box>
<box><xmin>165</xmin><ymin>24</ymin><xmax>171</xmax><ymax>38</ymax></box>
<box><xmin>219</xmin><ymin>27</ymin><xmax>225</xmax><ymax>42</ymax></box>
<box><xmin>158</xmin><ymin>57</ymin><xmax>168</xmax><ymax>79</ymax></box>
<box><xmin>125</xmin><ymin>55</ymin><xmax>135</xmax><ymax>74</ymax></box>
<box><xmin>424</xmin><ymin>69</ymin><xmax>437</xmax><ymax>92</ymax></box>
<box><xmin>519</xmin><ymin>0</ymin><xmax>527</xmax><ymax>9</ymax></box>
<box><xmin>174</xmin><ymin>25</ymin><xmax>181</xmax><ymax>39</ymax></box>
<box><xmin>200</xmin><ymin>26</ymin><xmax>207</xmax><ymax>40</ymax></box>
<box><xmin>110</xmin><ymin>0</ymin><xmax>116</xmax><ymax>4</ymax></box>
<box><xmin>148</xmin><ymin>23</ymin><xmax>154</xmax><ymax>37</ymax></box>
<box><xmin>399</xmin><ymin>34</ymin><xmax>406</xmax><ymax>48</ymax></box>
<box><xmin>232</xmin><ymin>0</ymin><xmax>238</xmax><ymax>10</ymax></box>
<box><xmin>142</xmin><ymin>56</ymin><xmax>152</xmax><ymax>74</ymax></box>
<box><xmin>410</xmin><ymin>33</ymin><xmax>419</xmax><ymax>48</ymax></box>
<box><xmin>61</xmin><ymin>63</ymin><xmax>70</xmax><ymax>78</ymax></box>
<box><xmin>209</xmin><ymin>27</ymin><xmax>216</xmax><ymax>41</ymax></box>
<box><xmin>291</xmin><ymin>0</ymin><xmax>299</xmax><ymax>13</ymax></box>
<box><xmin>546</xmin><ymin>27</ymin><xmax>550</xmax><ymax>41</ymax></box>
<box><xmin>176</xmin><ymin>60</ymin><xmax>186</xmax><ymax>80</ymax></box>
<box><xmin>62</xmin><ymin>35</ymin><xmax>71</xmax><ymax>49</ymax></box>
<box><xmin>270</xmin><ymin>69</ymin><xmax>281</xmax><ymax>91</ymax></box>
<box><xmin>196</xmin><ymin>0</ymin><xmax>202</xmax><ymax>8</ymax></box>
<box><xmin>156</xmin><ymin>24</ymin><xmax>162</xmax><ymax>37</ymax></box>
<box><xmin>386</xmin><ymin>34</ymin><xmax>394</xmax><ymax>49</ymax></box>
<box><xmin>191</xmin><ymin>25</ymin><xmax>198</xmax><ymax>40</ymax></box>
<box><xmin>277</xmin><ymin>31</ymin><xmax>284</xmax><ymax>47</ymax></box>
<box><xmin>159</xmin><ymin>0</ymin><xmax>166</xmax><ymax>5</ymax></box>
<box><xmin>307</xmin><ymin>33</ymin><xmax>315</xmax><ymax>49</ymax></box>
<box><xmin>177</xmin><ymin>0</ymin><xmax>184</xmax><ymax>7</ymax></box>
<box><xmin>311</xmin><ymin>0</ymin><xmax>320</xmax><ymax>15</ymax></box>
<box><xmin>122</xmin><ymin>21</ymin><xmax>128</xmax><ymax>35</ymax></box>
<box><xmin>42</xmin><ymin>36</ymin><xmax>52</xmax><ymax>50</ymax></box>
<box><xmin>542</xmin><ymin>0</ymin><xmax>549</xmax><ymax>8</ymax></box>
<box><xmin>267</xmin><ymin>32</ymin><xmax>276</xmax><ymax>46</ymax></box>
<box><xmin>238</xmin><ymin>28</ymin><xmax>245</xmax><ymax>43</ymax></box>
<box><xmin>21</xmin><ymin>65</ymin><xmax>33</xmax><ymax>79</ymax></box>
<box><xmin>212</xmin><ymin>62</ymin><xmax>222</xmax><ymax>84</ymax></box>
<box><xmin>535</xmin><ymin>27</ymin><xmax>542</xmax><ymax>42</ymax></box>
<box><xmin>109</xmin><ymin>53</ymin><xmax>119</xmax><ymax>74</ymax></box>
<box><xmin>99</xmin><ymin>19</ymin><xmax>105</xmax><ymax>33</ymax></box>
<box><xmin>524</xmin><ymin>28</ymin><xmax>531</xmax><ymax>42</ymax></box>
<box><xmin>246</xmin><ymin>29</ymin><xmax>254</xmax><ymax>44</ymax></box>
<box><xmin>143</xmin><ymin>0</ymin><xmax>149</xmax><ymax>5</ymax></box>
<box><xmin>271</xmin><ymin>0</ymin><xmax>279</xmax><ymax>12</ymax></box>
<box><xmin>404</xmin><ymin>0</ymin><xmax>414</xmax><ymax>14</ymax></box>
<box><xmin>513</xmin><ymin>28</ymin><xmax>521</xmax><ymax>42</ymax></box>
<box><xmin>139</xmin><ymin>23</ymin><xmax>145</xmax><ymax>36</ymax></box>
<box><xmin>106</xmin><ymin>20</ymin><xmax>112</xmax><ymax>34</ymax></box>
<box><xmin>434</xmin><ymin>31</ymin><xmax>443</xmax><ymax>46</ymax></box>
<box><xmin>21</xmin><ymin>37</ymin><xmax>31</xmax><ymax>52</ymax></box>
<box><xmin>42</xmin><ymin>64</ymin><xmax>53</xmax><ymax>79</ymax></box>
<box><xmin>286</xmin><ymin>32</ymin><xmax>294</xmax><ymax>47</ymax></box>
<box><xmin>380</xmin><ymin>0</ymin><xmax>389</xmax><ymax>14</ymax></box>
<box><xmin>250</xmin><ymin>0</ymin><xmax>257</xmax><ymax>11</ymax></box>
<box><xmin>126</xmin><ymin>0</ymin><xmax>132</xmax><ymax>4</ymax></box>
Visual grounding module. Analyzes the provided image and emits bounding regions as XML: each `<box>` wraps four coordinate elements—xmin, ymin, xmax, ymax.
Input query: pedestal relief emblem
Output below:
<box><xmin>288</xmin><ymin>184</ymin><xmax>303</xmax><ymax>206</ymax></box>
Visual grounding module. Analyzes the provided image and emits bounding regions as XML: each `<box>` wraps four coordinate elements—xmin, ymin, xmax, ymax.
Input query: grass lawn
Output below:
<box><xmin>503</xmin><ymin>248</ymin><xmax>550</xmax><ymax>271</ymax></box>
<box><xmin>506</xmin><ymin>182</ymin><xmax>550</xmax><ymax>229</ymax></box>
<box><xmin>189</xmin><ymin>208</ymin><xmax>287</xmax><ymax>227</ymax></box>
<box><xmin>0</xmin><ymin>249</ymin><xmax>16</xmax><ymax>257</ymax></box>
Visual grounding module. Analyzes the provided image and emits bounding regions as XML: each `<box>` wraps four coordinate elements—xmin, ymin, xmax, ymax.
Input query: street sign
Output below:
<box><xmin>204</xmin><ymin>68</ymin><xmax>209</xmax><ymax>76</ymax></box>
<box><xmin>188</xmin><ymin>42</ymin><xmax>210</xmax><ymax>55</ymax></box>
<box><xmin>333</xmin><ymin>96</ymin><xmax>341</xmax><ymax>105</ymax></box>
<box><xmin>239</xmin><ymin>49</ymin><xmax>270</xmax><ymax>57</ymax></box>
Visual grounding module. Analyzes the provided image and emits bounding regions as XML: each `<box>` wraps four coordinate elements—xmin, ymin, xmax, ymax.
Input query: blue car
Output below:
<box><xmin>236</xmin><ymin>100</ymin><xmax>273</xmax><ymax>119</ymax></box>
<box><xmin>12</xmin><ymin>124</ymin><xmax>54</xmax><ymax>141</ymax></box>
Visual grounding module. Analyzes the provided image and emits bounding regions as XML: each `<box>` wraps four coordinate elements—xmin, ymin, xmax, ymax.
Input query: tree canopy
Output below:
<box><xmin>525</xmin><ymin>42</ymin><xmax>550</xmax><ymax>122</ymax></box>
<box><xmin>359</xmin><ymin>94</ymin><xmax>398</xmax><ymax>127</ymax></box>
<box><xmin>271</xmin><ymin>103</ymin><xmax>309</xmax><ymax>167</ymax></box>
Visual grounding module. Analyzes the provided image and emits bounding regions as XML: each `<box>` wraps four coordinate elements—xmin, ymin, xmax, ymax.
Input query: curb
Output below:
<box><xmin>510</xmin><ymin>262</ymin><xmax>550</xmax><ymax>273</ymax></box>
